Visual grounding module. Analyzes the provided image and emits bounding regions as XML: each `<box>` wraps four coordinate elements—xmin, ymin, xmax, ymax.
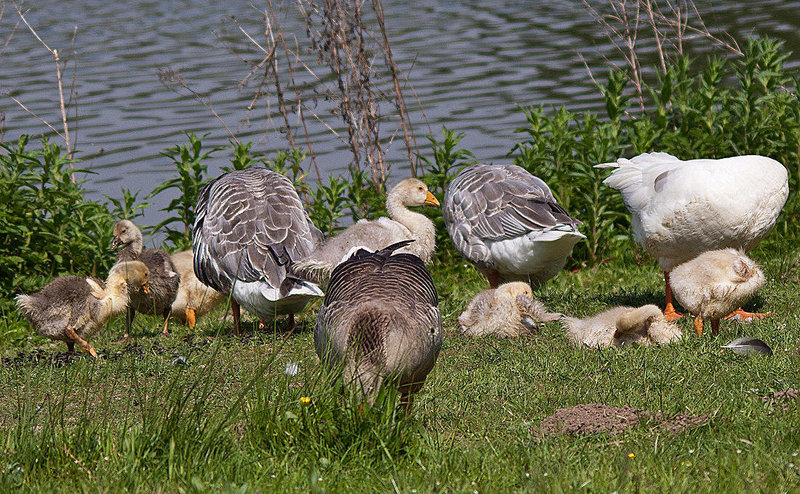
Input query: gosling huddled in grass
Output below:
<box><xmin>563</xmin><ymin>305</ymin><xmax>682</xmax><ymax>348</ymax></box>
<box><xmin>15</xmin><ymin>261</ymin><xmax>151</xmax><ymax>358</ymax></box>
<box><xmin>458</xmin><ymin>282</ymin><xmax>561</xmax><ymax>337</ymax></box>
<box><xmin>669</xmin><ymin>248</ymin><xmax>765</xmax><ymax>337</ymax></box>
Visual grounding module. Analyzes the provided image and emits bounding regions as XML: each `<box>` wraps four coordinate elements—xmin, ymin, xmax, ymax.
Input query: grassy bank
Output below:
<box><xmin>2</xmin><ymin>242</ymin><xmax>799</xmax><ymax>492</ymax></box>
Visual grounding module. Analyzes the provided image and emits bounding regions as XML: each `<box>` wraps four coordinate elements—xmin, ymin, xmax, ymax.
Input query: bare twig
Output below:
<box><xmin>14</xmin><ymin>3</ymin><xmax>77</xmax><ymax>180</ymax></box>
<box><xmin>267</xmin><ymin>0</ymin><xmax>321</xmax><ymax>182</ymax></box>
<box><xmin>373</xmin><ymin>0</ymin><xmax>417</xmax><ymax>176</ymax></box>
<box><xmin>582</xmin><ymin>0</ymin><xmax>743</xmax><ymax>108</ymax></box>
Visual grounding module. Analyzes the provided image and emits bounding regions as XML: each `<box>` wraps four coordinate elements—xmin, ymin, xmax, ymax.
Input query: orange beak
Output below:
<box><xmin>142</xmin><ymin>281</ymin><xmax>151</xmax><ymax>294</ymax></box>
<box><xmin>424</xmin><ymin>191</ymin><xmax>440</xmax><ymax>207</ymax></box>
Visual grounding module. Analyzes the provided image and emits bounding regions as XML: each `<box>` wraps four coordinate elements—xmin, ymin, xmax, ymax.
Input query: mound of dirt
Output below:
<box><xmin>538</xmin><ymin>403</ymin><xmax>711</xmax><ymax>437</ymax></box>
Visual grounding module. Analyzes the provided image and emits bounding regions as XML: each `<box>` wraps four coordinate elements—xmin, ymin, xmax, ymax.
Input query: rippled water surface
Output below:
<box><xmin>2</xmin><ymin>0</ymin><xmax>800</xmax><ymax>226</ymax></box>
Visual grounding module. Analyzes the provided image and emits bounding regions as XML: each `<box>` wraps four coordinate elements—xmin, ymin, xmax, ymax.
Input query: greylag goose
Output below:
<box><xmin>292</xmin><ymin>178</ymin><xmax>440</xmax><ymax>284</ymax></box>
<box><xmin>314</xmin><ymin>241</ymin><xmax>442</xmax><ymax>411</ymax></box>
<box><xmin>458</xmin><ymin>282</ymin><xmax>560</xmax><ymax>337</ymax></box>
<box><xmin>563</xmin><ymin>305</ymin><xmax>682</xmax><ymax>348</ymax></box>
<box><xmin>112</xmin><ymin>220</ymin><xmax>180</xmax><ymax>338</ymax></box>
<box><xmin>443</xmin><ymin>164</ymin><xmax>584</xmax><ymax>288</ymax></box>
<box><xmin>16</xmin><ymin>261</ymin><xmax>151</xmax><ymax>357</ymax></box>
<box><xmin>169</xmin><ymin>250</ymin><xmax>225</xmax><ymax>328</ymax></box>
<box><xmin>193</xmin><ymin>168</ymin><xmax>323</xmax><ymax>335</ymax></box>
<box><xmin>669</xmin><ymin>249</ymin><xmax>765</xmax><ymax>337</ymax></box>
<box><xmin>596</xmin><ymin>152</ymin><xmax>787</xmax><ymax>321</ymax></box>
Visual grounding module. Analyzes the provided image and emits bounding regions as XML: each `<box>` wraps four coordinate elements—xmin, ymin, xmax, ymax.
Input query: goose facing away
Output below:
<box><xmin>169</xmin><ymin>250</ymin><xmax>225</xmax><ymax>328</ymax></box>
<box><xmin>597</xmin><ymin>152</ymin><xmax>787</xmax><ymax>320</ymax></box>
<box><xmin>15</xmin><ymin>261</ymin><xmax>151</xmax><ymax>357</ymax></box>
<box><xmin>669</xmin><ymin>249</ymin><xmax>765</xmax><ymax>337</ymax></box>
<box><xmin>563</xmin><ymin>305</ymin><xmax>682</xmax><ymax>348</ymax></box>
<box><xmin>458</xmin><ymin>282</ymin><xmax>561</xmax><ymax>337</ymax></box>
<box><xmin>292</xmin><ymin>178</ymin><xmax>440</xmax><ymax>284</ymax></box>
<box><xmin>193</xmin><ymin>168</ymin><xmax>324</xmax><ymax>335</ymax></box>
<box><xmin>314</xmin><ymin>241</ymin><xmax>442</xmax><ymax>411</ymax></box>
<box><xmin>443</xmin><ymin>164</ymin><xmax>584</xmax><ymax>288</ymax></box>
<box><xmin>112</xmin><ymin>220</ymin><xmax>180</xmax><ymax>338</ymax></box>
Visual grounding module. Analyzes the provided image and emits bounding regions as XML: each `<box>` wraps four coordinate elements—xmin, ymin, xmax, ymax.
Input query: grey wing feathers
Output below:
<box><xmin>324</xmin><ymin>249</ymin><xmax>437</xmax><ymax>309</ymax></box>
<box><xmin>193</xmin><ymin>168</ymin><xmax>318</xmax><ymax>293</ymax></box>
<box><xmin>444</xmin><ymin>164</ymin><xmax>580</xmax><ymax>246</ymax></box>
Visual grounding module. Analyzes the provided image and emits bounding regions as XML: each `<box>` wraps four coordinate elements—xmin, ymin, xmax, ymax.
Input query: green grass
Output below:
<box><xmin>2</xmin><ymin>244</ymin><xmax>799</xmax><ymax>493</ymax></box>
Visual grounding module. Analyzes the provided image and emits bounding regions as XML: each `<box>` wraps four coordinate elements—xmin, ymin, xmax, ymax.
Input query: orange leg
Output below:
<box><xmin>723</xmin><ymin>307</ymin><xmax>772</xmax><ymax>322</ymax></box>
<box><xmin>693</xmin><ymin>316</ymin><xmax>704</xmax><ymax>337</ymax></box>
<box><xmin>161</xmin><ymin>309</ymin><xmax>171</xmax><ymax>336</ymax></box>
<box><xmin>664</xmin><ymin>271</ymin><xmax>684</xmax><ymax>321</ymax></box>
<box><xmin>185</xmin><ymin>308</ymin><xmax>196</xmax><ymax>329</ymax></box>
<box><xmin>64</xmin><ymin>328</ymin><xmax>98</xmax><ymax>358</ymax></box>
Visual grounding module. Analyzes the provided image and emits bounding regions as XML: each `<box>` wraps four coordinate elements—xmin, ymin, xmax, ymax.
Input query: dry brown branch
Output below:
<box><xmin>582</xmin><ymin>0</ymin><xmax>743</xmax><ymax>107</ymax></box>
<box><xmin>267</xmin><ymin>0</ymin><xmax>321</xmax><ymax>182</ymax></box>
<box><xmin>372</xmin><ymin>0</ymin><xmax>417</xmax><ymax>176</ymax></box>
<box><xmin>13</xmin><ymin>2</ymin><xmax>77</xmax><ymax>180</ymax></box>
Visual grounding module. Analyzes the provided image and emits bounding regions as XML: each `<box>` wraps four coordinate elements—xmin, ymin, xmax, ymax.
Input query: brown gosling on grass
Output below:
<box><xmin>458</xmin><ymin>282</ymin><xmax>561</xmax><ymax>337</ymax></box>
<box><xmin>669</xmin><ymin>248</ymin><xmax>765</xmax><ymax>337</ymax></box>
<box><xmin>169</xmin><ymin>250</ymin><xmax>225</xmax><ymax>329</ymax></box>
<box><xmin>112</xmin><ymin>220</ymin><xmax>180</xmax><ymax>338</ymax></box>
<box><xmin>563</xmin><ymin>305</ymin><xmax>682</xmax><ymax>348</ymax></box>
<box><xmin>15</xmin><ymin>261</ymin><xmax>151</xmax><ymax>357</ymax></box>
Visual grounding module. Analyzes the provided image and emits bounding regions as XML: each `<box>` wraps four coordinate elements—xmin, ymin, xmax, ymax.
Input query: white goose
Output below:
<box><xmin>597</xmin><ymin>152</ymin><xmax>787</xmax><ymax>320</ymax></box>
<box><xmin>192</xmin><ymin>168</ymin><xmax>324</xmax><ymax>335</ymax></box>
<box><xmin>443</xmin><ymin>164</ymin><xmax>584</xmax><ymax>287</ymax></box>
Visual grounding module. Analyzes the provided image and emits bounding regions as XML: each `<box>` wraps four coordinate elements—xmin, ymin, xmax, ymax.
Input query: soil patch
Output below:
<box><xmin>538</xmin><ymin>403</ymin><xmax>711</xmax><ymax>437</ymax></box>
<box><xmin>762</xmin><ymin>388</ymin><xmax>799</xmax><ymax>411</ymax></box>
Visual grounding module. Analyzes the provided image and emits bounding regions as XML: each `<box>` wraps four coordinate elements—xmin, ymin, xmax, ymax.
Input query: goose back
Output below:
<box><xmin>599</xmin><ymin>153</ymin><xmax>788</xmax><ymax>270</ymax></box>
<box><xmin>192</xmin><ymin>168</ymin><xmax>323</xmax><ymax>319</ymax></box>
<box><xmin>314</xmin><ymin>243</ymin><xmax>442</xmax><ymax>400</ymax></box>
<box><xmin>443</xmin><ymin>164</ymin><xmax>583</xmax><ymax>282</ymax></box>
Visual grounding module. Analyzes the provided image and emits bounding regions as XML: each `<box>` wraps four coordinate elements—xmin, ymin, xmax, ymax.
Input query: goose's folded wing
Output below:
<box><xmin>325</xmin><ymin>250</ymin><xmax>437</xmax><ymax>308</ymax></box>
<box><xmin>193</xmin><ymin>169</ymin><xmax>317</xmax><ymax>291</ymax></box>
<box><xmin>448</xmin><ymin>165</ymin><xmax>579</xmax><ymax>242</ymax></box>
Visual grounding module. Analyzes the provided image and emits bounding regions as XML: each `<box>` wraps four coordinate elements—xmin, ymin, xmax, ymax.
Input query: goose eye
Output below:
<box><xmin>418</xmin><ymin>186</ymin><xmax>424</xmax><ymax>191</ymax></box>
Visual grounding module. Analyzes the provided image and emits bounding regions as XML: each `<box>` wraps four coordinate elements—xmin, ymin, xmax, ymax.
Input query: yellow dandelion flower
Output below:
<box><xmin>300</xmin><ymin>396</ymin><xmax>311</xmax><ymax>405</ymax></box>
<box><xmin>628</xmin><ymin>453</ymin><xmax>635</xmax><ymax>459</ymax></box>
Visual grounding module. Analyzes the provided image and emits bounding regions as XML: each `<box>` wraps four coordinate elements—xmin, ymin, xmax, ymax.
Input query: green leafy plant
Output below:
<box><xmin>104</xmin><ymin>187</ymin><xmax>152</xmax><ymax>221</ymax></box>
<box><xmin>149</xmin><ymin>133</ymin><xmax>223</xmax><ymax>251</ymax></box>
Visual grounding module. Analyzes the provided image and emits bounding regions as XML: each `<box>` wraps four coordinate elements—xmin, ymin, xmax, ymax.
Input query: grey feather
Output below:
<box><xmin>722</xmin><ymin>337</ymin><xmax>773</xmax><ymax>356</ymax></box>
<box><xmin>443</xmin><ymin>164</ymin><xmax>583</xmax><ymax>282</ymax></box>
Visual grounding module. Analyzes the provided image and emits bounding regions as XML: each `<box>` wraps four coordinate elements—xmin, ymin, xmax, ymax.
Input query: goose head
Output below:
<box><xmin>389</xmin><ymin>178</ymin><xmax>440</xmax><ymax>208</ymax></box>
<box><xmin>108</xmin><ymin>261</ymin><xmax>151</xmax><ymax>295</ymax></box>
<box><xmin>495</xmin><ymin>282</ymin><xmax>539</xmax><ymax>331</ymax></box>
<box><xmin>111</xmin><ymin>220</ymin><xmax>143</xmax><ymax>251</ymax></box>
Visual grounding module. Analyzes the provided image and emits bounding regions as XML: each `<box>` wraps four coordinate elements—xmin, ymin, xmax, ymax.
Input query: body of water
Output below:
<box><xmin>2</xmin><ymin>0</ymin><xmax>800</xmax><ymax>230</ymax></box>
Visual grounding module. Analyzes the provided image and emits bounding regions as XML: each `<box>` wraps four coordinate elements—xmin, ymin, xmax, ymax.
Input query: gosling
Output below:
<box><xmin>458</xmin><ymin>282</ymin><xmax>561</xmax><ymax>337</ymax></box>
<box><xmin>15</xmin><ymin>261</ymin><xmax>151</xmax><ymax>357</ymax></box>
<box><xmin>563</xmin><ymin>305</ymin><xmax>682</xmax><ymax>348</ymax></box>
<box><xmin>669</xmin><ymin>248</ymin><xmax>765</xmax><ymax>336</ymax></box>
